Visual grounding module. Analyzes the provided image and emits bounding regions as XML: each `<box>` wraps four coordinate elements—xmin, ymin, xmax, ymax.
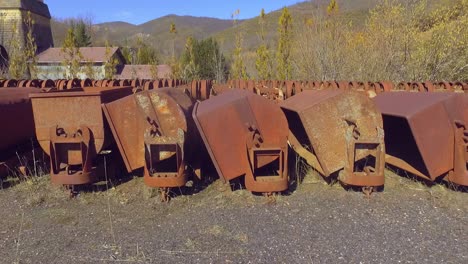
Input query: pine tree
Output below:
<box><xmin>180</xmin><ymin>37</ymin><xmax>227</xmax><ymax>81</ymax></box>
<box><xmin>74</xmin><ymin>20</ymin><xmax>92</xmax><ymax>47</ymax></box>
<box><xmin>276</xmin><ymin>7</ymin><xmax>293</xmax><ymax>80</ymax></box>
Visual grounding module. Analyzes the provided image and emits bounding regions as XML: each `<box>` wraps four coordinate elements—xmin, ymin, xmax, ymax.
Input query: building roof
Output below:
<box><xmin>36</xmin><ymin>47</ymin><xmax>120</xmax><ymax>64</ymax></box>
<box><xmin>116</xmin><ymin>64</ymin><xmax>173</xmax><ymax>79</ymax></box>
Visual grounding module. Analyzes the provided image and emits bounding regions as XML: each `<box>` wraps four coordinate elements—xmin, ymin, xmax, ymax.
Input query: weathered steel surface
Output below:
<box><xmin>281</xmin><ymin>90</ymin><xmax>385</xmax><ymax>187</ymax></box>
<box><xmin>30</xmin><ymin>86</ymin><xmax>134</xmax><ymax>185</ymax></box>
<box><xmin>216</xmin><ymin>80</ymin><xmax>468</xmax><ymax>97</ymax></box>
<box><xmin>136</xmin><ymin>88</ymin><xmax>197</xmax><ymax>187</ymax></box>
<box><xmin>103</xmin><ymin>88</ymin><xmax>200</xmax><ymax>188</ymax></box>
<box><xmin>0</xmin><ymin>87</ymin><xmax>40</xmax><ymax>153</ymax></box>
<box><xmin>374</xmin><ymin>92</ymin><xmax>468</xmax><ymax>185</ymax></box>
<box><xmin>189</xmin><ymin>80</ymin><xmax>211</xmax><ymax>101</ymax></box>
<box><xmin>193</xmin><ymin>89</ymin><xmax>289</xmax><ymax>193</ymax></box>
<box><xmin>102</xmin><ymin>93</ymin><xmax>145</xmax><ymax>173</ymax></box>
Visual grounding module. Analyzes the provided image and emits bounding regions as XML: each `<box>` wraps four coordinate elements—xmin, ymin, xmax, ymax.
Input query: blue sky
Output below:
<box><xmin>46</xmin><ymin>0</ymin><xmax>302</xmax><ymax>25</ymax></box>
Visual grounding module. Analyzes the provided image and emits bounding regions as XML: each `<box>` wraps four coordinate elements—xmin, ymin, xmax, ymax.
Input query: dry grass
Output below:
<box><xmin>11</xmin><ymin>175</ymin><xmax>66</xmax><ymax>207</ymax></box>
<box><xmin>203</xmin><ymin>224</ymin><xmax>249</xmax><ymax>245</ymax></box>
<box><xmin>188</xmin><ymin>179</ymin><xmax>257</xmax><ymax>208</ymax></box>
<box><xmin>291</xmin><ymin>162</ymin><xmax>468</xmax><ymax>212</ymax></box>
<box><xmin>3</xmin><ymin>159</ymin><xmax>467</xmax><ymax>213</ymax></box>
<box><xmin>1</xmin><ymin>162</ymin><xmax>467</xmax><ymax>264</ymax></box>
<box><xmin>4</xmin><ymin>163</ymin><xmax>467</xmax><ymax>209</ymax></box>
<box><xmin>384</xmin><ymin>167</ymin><xmax>468</xmax><ymax>211</ymax></box>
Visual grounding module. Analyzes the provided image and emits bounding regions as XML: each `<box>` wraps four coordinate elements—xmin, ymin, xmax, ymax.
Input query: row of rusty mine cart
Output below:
<box><xmin>1</xmin><ymin>78</ymin><xmax>467</xmax><ymax>199</ymax></box>
<box><xmin>0</xmin><ymin>78</ymin><xmax>185</xmax><ymax>90</ymax></box>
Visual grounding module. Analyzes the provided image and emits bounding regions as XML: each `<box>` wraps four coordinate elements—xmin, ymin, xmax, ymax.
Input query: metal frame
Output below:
<box><xmin>49</xmin><ymin>126</ymin><xmax>96</xmax><ymax>185</ymax></box>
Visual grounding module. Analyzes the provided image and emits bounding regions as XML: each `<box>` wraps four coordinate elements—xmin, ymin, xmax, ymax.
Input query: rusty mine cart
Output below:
<box><xmin>102</xmin><ymin>88</ymin><xmax>204</xmax><ymax>201</ymax></box>
<box><xmin>30</xmin><ymin>86</ymin><xmax>134</xmax><ymax>187</ymax></box>
<box><xmin>374</xmin><ymin>92</ymin><xmax>468</xmax><ymax>187</ymax></box>
<box><xmin>280</xmin><ymin>90</ymin><xmax>386</xmax><ymax>195</ymax></box>
<box><xmin>192</xmin><ymin>89</ymin><xmax>290</xmax><ymax>195</ymax></box>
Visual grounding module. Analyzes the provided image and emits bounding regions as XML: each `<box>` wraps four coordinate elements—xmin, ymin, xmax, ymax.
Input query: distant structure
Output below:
<box><xmin>36</xmin><ymin>47</ymin><xmax>126</xmax><ymax>79</ymax></box>
<box><xmin>0</xmin><ymin>0</ymin><xmax>54</xmax><ymax>67</ymax></box>
<box><xmin>36</xmin><ymin>47</ymin><xmax>172</xmax><ymax>80</ymax></box>
<box><xmin>0</xmin><ymin>1</ymin><xmax>172</xmax><ymax>80</ymax></box>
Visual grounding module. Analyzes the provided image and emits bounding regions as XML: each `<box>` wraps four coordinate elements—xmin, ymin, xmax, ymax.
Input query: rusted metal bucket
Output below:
<box><xmin>102</xmin><ymin>93</ymin><xmax>145</xmax><ymax>174</ymax></box>
<box><xmin>103</xmin><ymin>88</ymin><xmax>202</xmax><ymax>190</ymax></box>
<box><xmin>0</xmin><ymin>88</ymin><xmax>40</xmax><ymax>152</ymax></box>
<box><xmin>30</xmin><ymin>86</ymin><xmax>134</xmax><ymax>185</ymax></box>
<box><xmin>280</xmin><ymin>90</ymin><xmax>385</xmax><ymax>190</ymax></box>
<box><xmin>193</xmin><ymin>89</ymin><xmax>289</xmax><ymax>193</ymax></box>
<box><xmin>374</xmin><ymin>92</ymin><xmax>468</xmax><ymax>186</ymax></box>
<box><xmin>0</xmin><ymin>87</ymin><xmax>42</xmax><ymax>178</ymax></box>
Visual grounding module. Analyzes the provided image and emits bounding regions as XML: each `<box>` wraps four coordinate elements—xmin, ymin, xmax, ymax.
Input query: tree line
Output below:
<box><xmin>293</xmin><ymin>0</ymin><xmax>467</xmax><ymax>82</ymax></box>
<box><xmin>2</xmin><ymin>0</ymin><xmax>466</xmax><ymax>82</ymax></box>
<box><xmin>177</xmin><ymin>0</ymin><xmax>466</xmax><ymax>82</ymax></box>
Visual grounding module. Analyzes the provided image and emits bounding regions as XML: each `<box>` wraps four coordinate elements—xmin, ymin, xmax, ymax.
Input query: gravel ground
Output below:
<box><xmin>0</xmin><ymin>170</ymin><xmax>467</xmax><ymax>264</ymax></box>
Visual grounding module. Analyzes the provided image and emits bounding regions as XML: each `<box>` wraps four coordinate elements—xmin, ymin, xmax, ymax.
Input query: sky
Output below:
<box><xmin>45</xmin><ymin>0</ymin><xmax>302</xmax><ymax>25</ymax></box>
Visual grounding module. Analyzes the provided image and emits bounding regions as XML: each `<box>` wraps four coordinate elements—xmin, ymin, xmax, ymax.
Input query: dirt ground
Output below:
<box><xmin>0</xmin><ymin>168</ymin><xmax>467</xmax><ymax>264</ymax></box>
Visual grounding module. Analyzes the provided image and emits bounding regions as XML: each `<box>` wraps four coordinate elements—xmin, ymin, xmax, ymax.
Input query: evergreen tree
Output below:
<box><xmin>180</xmin><ymin>37</ymin><xmax>228</xmax><ymax>81</ymax></box>
<box><xmin>74</xmin><ymin>20</ymin><xmax>92</xmax><ymax>47</ymax></box>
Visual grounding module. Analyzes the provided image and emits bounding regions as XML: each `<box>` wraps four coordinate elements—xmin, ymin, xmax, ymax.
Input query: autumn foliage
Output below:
<box><xmin>293</xmin><ymin>0</ymin><xmax>467</xmax><ymax>82</ymax></box>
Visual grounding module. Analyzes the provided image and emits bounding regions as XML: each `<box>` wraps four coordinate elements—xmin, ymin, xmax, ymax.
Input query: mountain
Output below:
<box><xmin>52</xmin><ymin>15</ymin><xmax>234</xmax><ymax>59</ymax></box>
<box><xmin>50</xmin><ymin>0</ymin><xmax>380</xmax><ymax>57</ymax></box>
<box><xmin>211</xmin><ymin>0</ymin><xmax>377</xmax><ymax>54</ymax></box>
<box><xmin>50</xmin><ymin>0</ymin><xmax>449</xmax><ymax>61</ymax></box>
